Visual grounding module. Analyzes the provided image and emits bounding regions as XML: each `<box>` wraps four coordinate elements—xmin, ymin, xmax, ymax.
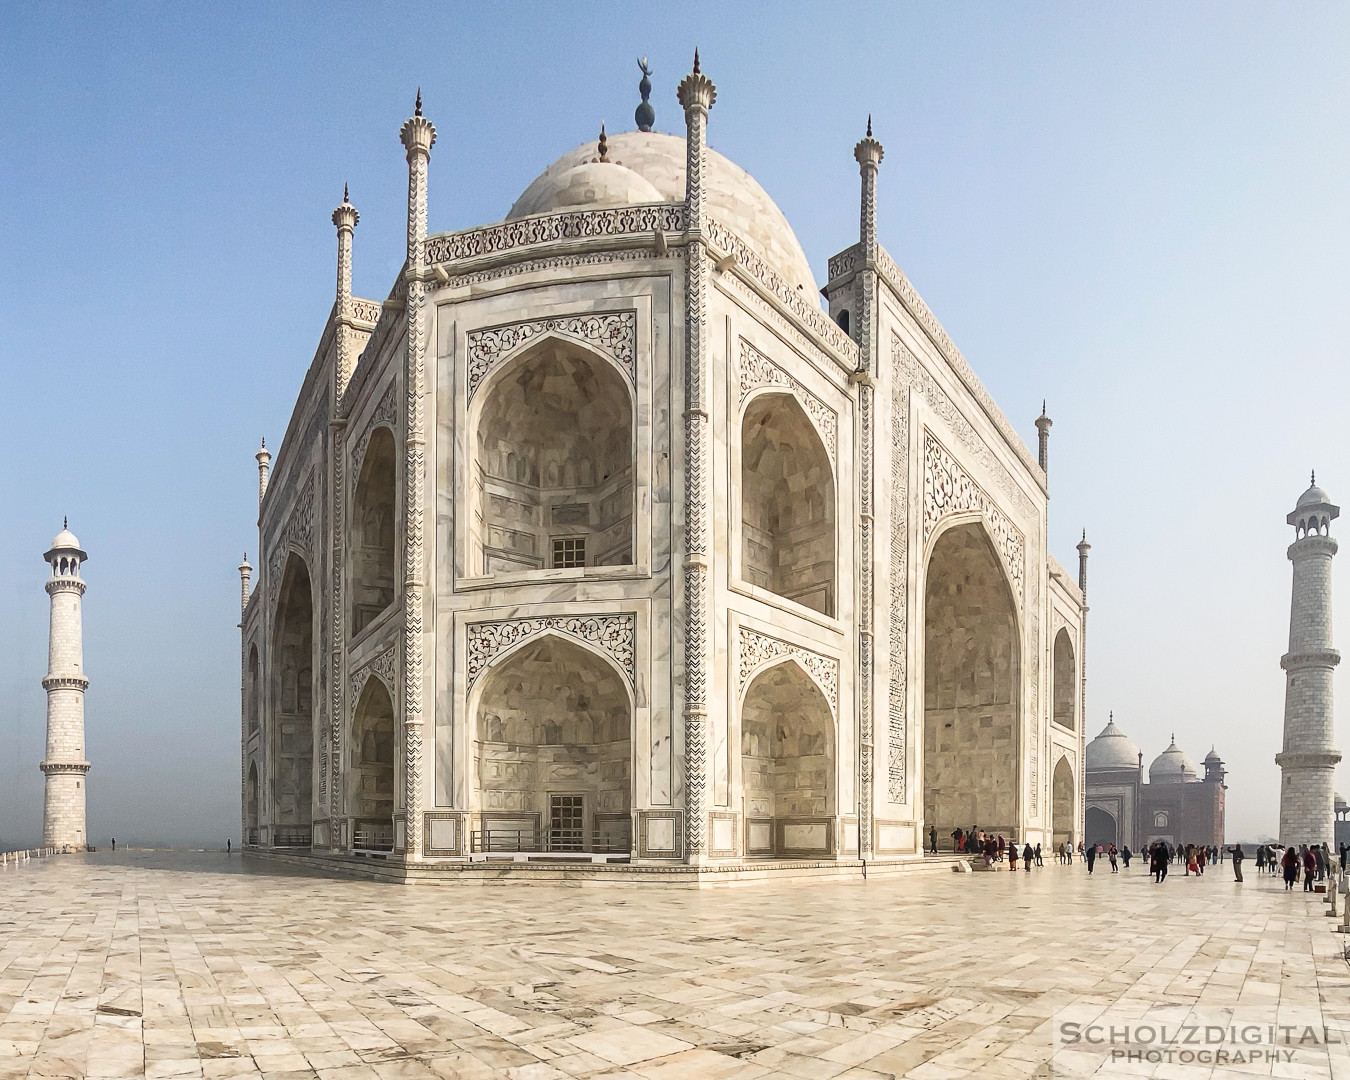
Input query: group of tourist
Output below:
<box><xmin>941</xmin><ymin>827</ymin><xmax>1047</xmax><ymax>870</ymax></box>
<box><xmin>1249</xmin><ymin>842</ymin><xmax>1343</xmax><ymax>891</ymax></box>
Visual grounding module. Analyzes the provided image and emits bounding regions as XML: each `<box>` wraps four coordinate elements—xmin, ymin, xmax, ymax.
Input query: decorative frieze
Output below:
<box><xmin>737</xmin><ymin>338</ymin><xmax>837</xmax><ymax>462</ymax></box>
<box><xmin>349</xmin><ymin>297</ymin><xmax>381</xmax><ymax>324</ymax></box>
<box><xmin>466</xmin><ymin>613</ymin><xmax>636</xmax><ymax>693</ymax></box>
<box><xmin>466</xmin><ymin>311</ymin><xmax>636</xmax><ymax>403</ymax></box>
<box><xmin>736</xmin><ymin>627</ymin><xmax>838</xmax><ymax>714</ymax></box>
<box><xmin>888</xmin><ymin>355</ymin><xmax>911</xmax><ymax>804</ymax></box>
<box><xmin>349</xmin><ymin>645</ymin><xmax>398</xmax><ymax>713</ymax></box>
<box><xmin>827</xmin><ymin>243</ymin><xmax>860</xmax><ymax>282</ymax></box>
<box><xmin>266</xmin><ymin>468</ymin><xmax>316</xmax><ymax>604</ymax></box>
<box><xmin>922</xmin><ymin>431</ymin><xmax>1025</xmax><ymax>603</ymax></box>
<box><xmin>425</xmin><ymin>204</ymin><xmax>687</xmax><ymax>265</ymax></box>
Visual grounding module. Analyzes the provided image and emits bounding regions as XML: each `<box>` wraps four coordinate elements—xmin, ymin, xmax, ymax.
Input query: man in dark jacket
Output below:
<box><xmin>1085</xmin><ymin>843</ymin><xmax>1097</xmax><ymax>874</ymax></box>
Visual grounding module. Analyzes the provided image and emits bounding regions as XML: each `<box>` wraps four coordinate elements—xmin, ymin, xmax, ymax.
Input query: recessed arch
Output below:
<box><xmin>349</xmin><ymin>675</ymin><xmax>396</xmax><ymax>851</ymax></box>
<box><xmin>247</xmin><ymin>644</ymin><xmax>261</xmax><ymax>733</ymax></box>
<box><xmin>740</xmin><ymin>391</ymin><xmax>836</xmax><ymax>616</ymax></box>
<box><xmin>741</xmin><ymin>660</ymin><xmax>835</xmax><ymax>856</ymax></box>
<box><xmin>474</xmin><ymin>634</ymin><xmax>632</xmax><ymax>853</ymax></box>
<box><xmin>1051</xmin><ymin>756</ymin><xmax>1074</xmax><ymax>848</ymax></box>
<box><xmin>269</xmin><ymin>554</ymin><xmax>314</xmax><ymax>846</ymax></box>
<box><xmin>245</xmin><ymin>761</ymin><xmax>259</xmax><ymax>839</ymax></box>
<box><xmin>921</xmin><ymin>519</ymin><xmax>1020</xmax><ymax>838</ymax></box>
<box><xmin>1085</xmin><ymin>805</ymin><xmax>1118</xmax><ymax>848</ymax></box>
<box><xmin>351</xmin><ymin>425</ymin><xmax>397</xmax><ymax>636</ymax></box>
<box><xmin>1052</xmin><ymin>628</ymin><xmax>1076</xmax><ymax>731</ymax></box>
<box><xmin>471</xmin><ymin>336</ymin><xmax>634</xmax><ymax>575</ymax></box>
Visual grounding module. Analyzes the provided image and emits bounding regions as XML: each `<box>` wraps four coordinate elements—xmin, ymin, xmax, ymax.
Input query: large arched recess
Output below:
<box><xmin>349</xmin><ymin>676</ymin><xmax>396</xmax><ymax>850</ymax></box>
<box><xmin>246</xmin><ymin>761</ymin><xmax>259</xmax><ymax>840</ymax></box>
<box><xmin>741</xmin><ymin>660</ymin><xmax>835</xmax><ymax>856</ymax></box>
<box><xmin>351</xmin><ymin>426</ymin><xmax>397</xmax><ymax>635</ymax></box>
<box><xmin>270</xmin><ymin>554</ymin><xmax>314</xmax><ymax>845</ymax></box>
<box><xmin>247</xmin><ymin>644</ymin><xmax>261</xmax><ymax>733</ymax></box>
<box><xmin>1085</xmin><ymin>806</ymin><xmax>1118</xmax><ymax>848</ymax></box>
<box><xmin>921</xmin><ymin>519</ymin><xmax>1021</xmax><ymax>837</ymax></box>
<box><xmin>1051</xmin><ymin>756</ymin><xmax>1074</xmax><ymax>848</ymax></box>
<box><xmin>471</xmin><ymin>339</ymin><xmax>634</xmax><ymax>575</ymax></box>
<box><xmin>740</xmin><ymin>392</ymin><xmax>836</xmax><ymax>616</ymax></box>
<box><xmin>474</xmin><ymin>634</ymin><xmax>632</xmax><ymax>852</ymax></box>
<box><xmin>1052</xmin><ymin>629</ymin><xmax>1076</xmax><ymax>731</ymax></box>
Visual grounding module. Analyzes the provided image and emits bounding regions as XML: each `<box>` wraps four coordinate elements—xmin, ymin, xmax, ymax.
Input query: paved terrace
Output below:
<box><xmin>0</xmin><ymin>852</ymin><xmax>1347</xmax><ymax>1079</ymax></box>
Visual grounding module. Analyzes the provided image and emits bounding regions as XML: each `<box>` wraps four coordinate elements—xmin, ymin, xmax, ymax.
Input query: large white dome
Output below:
<box><xmin>1149</xmin><ymin>738</ymin><xmax>1199</xmax><ymax>784</ymax></box>
<box><xmin>1086</xmin><ymin>717</ymin><xmax>1141</xmax><ymax>772</ymax></box>
<box><xmin>507</xmin><ymin>130</ymin><xmax>818</xmax><ymax>298</ymax></box>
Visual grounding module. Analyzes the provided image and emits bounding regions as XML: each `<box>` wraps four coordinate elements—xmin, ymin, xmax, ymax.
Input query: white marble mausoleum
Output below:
<box><xmin>237</xmin><ymin>59</ymin><xmax>1089</xmax><ymax>876</ymax></box>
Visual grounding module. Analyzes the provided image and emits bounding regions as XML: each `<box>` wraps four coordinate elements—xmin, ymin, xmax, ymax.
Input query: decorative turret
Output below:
<box><xmin>332</xmin><ymin>185</ymin><xmax>359</xmax><ymax>397</ymax></box>
<box><xmin>399</xmin><ymin>89</ymin><xmax>436</xmax><ymax>269</ymax></box>
<box><xmin>1203</xmin><ymin>746</ymin><xmax>1226</xmax><ymax>785</ymax></box>
<box><xmin>1077</xmin><ymin>530</ymin><xmax>1090</xmax><ymax>598</ymax></box>
<box><xmin>1276</xmin><ymin>473</ymin><xmax>1341</xmax><ymax>847</ymax></box>
<box><xmin>238</xmin><ymin>552</ymin><xmax>252</xmax><ymax>616</ymax></box>
<box><xmin>255</xmin><ymin>438</ymin><xmax>271</xmax><ymax>506</ymax></box>
<box><xmin>41</xmin><ymin>521</ymin><xmax>91</xmax><ymax>850</ymax></box>
<box><xmin>1036</xmin><ymin>401</ymin><xmax>1052</xmax><ymax>474</ymax></box>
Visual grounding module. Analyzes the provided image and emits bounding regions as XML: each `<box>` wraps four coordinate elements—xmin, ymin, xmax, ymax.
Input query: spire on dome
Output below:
<box><xmin>598</xmin><ymin>124</ymin><xmax>609</xmax><ymax>162</ymax></box>
<box><xmin>415</xmin><ymin>87</ymin><xmax>422</xmax><ymax>117</ymax></box>
<box><xmin>866</xmin><ymin>114</ymin><xmax>872</xmax><ymax>138</ymax></box>
<box><xmin>635</xmin><ymin>57</ymin><xmax>654</xmax><ymax>132</ymax></box>
<box><xmin>63</xmin><ymin>515</ymin><xmax>67</xmax><ymax>529</ymax></box>
<box><xmin>693</xmin><ymin>47</ymin><xmax>700</xmax><ymax>74</ymax></box>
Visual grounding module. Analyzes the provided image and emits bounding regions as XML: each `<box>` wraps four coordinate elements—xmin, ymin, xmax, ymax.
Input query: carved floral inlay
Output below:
<box><xmin>737</xmin><ymin>338</ymin><xmax>837</xmax><ymax>462</ymax></box>
<box><xmin>352</xmin><ymin>381</ymin><xmax>398</xmax><ymax>473</ymax></box>
<box><xmin>466</xmin><ymin>614</ymin><xmax>636</xmax><ymax>692</ymax></box>
<box><xmin>923</xmin><ymin>431</ymin><xmax>1025</xmax><ymax>602</ymax></box>
<box><xmin>466</xmin><ymin>311</ymin><xmax>636</xmax><ymax>402</ymax></box>
<box><xmin>736</xmin><ymin>627</ymin><xmax>838</xmax><ymax>714</ymax></box>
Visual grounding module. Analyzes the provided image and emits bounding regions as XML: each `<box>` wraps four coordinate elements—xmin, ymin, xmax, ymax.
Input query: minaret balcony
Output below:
<box><xmin>41</xmin><ymin>674</ymin><xmax>90</xmax><ymax>691</ymax></box>
<box><xmin>44</xmin><ymin>578</ymin><xmax>87</xmax><ymax>597</ymax></box>
<box><xmin>1287</xmin><ymin>535</ymin><xmax>1339</xmax><ymax>559</ymax></box>
<box><xmin>1275</xmin><ymin>750</ymin><xmax>1342</xmax><ymax>769</ymax></box>
<box><xmin>1280</xmin><ymin>648</ymin><xmax>1341</xmax><ymax>671</ymax></box>
<box><xmin>39</xmin><ymin>760</ymin><xmax>91</xmax><ymax>775</ymax></box>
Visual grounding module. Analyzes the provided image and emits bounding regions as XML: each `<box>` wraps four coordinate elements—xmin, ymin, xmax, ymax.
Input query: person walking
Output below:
<box><xmin>1023</xmin><ymin>842</ymin><xmax>1034</xmax><ymax>871</ymax></box>
<box><xmin>1121</xmin><ymin>844</ymin><xmax>1132</xmax><ymax>869</ymax></box>
<box><xmin>1303</xmin><ymin>845</ymin><xmax>1317</xmax><ymax>891</ymax></box>
<box><xmin>111</xmin><ymin>838</ymin><xmax>116</xmax><ymax>851</ymax></box>
<box><xmin>1282</xmin><ymin>844</ymin><xmax>1299</xmax><ymax>889</ymax></box>
<box><xmin>1340</xmin><ymin>842</ymin><xmax>1347</xmax><ymax>872</ymax></box>
<box><xmin>930</xmin><ymin>825</ymin><xmax>939</xmax><ymax>854</ymax></box>
<box><xmin>1009</xmin><ymin>839</ymin><xmax>1019</xmax><ymax>871</ymax></box>
<box><xmin>226</xmin><ymin>838</ymin><xmax>231</xmax><ymax>855</ymax></box>
<box><xmin>1231</xmin><ymin>844</ymin><xmax>1244</xmax><ymax>882</ymax></box>
<box><xmin>1255</xmin><ymin>845</ymin><xmax>1266</xmax><ymax>875</ymax></box>
<box><xmin>1086</xmin><ymin>844</ymin><xmax>1097</xmax><ymax>875</ymax></box>
<box><xmin>1108</xmin><ymin>844</ymin><xmax>1119</xmax><ymax>873</ymax></box>
<box><xmin>1034</xmin><ymin>842</ymin><xmax>1043</xmax><ymax>867</ymax></box>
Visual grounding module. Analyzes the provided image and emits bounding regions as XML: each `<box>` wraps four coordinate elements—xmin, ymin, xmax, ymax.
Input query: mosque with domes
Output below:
<box><xmin>236</xmin><ymin>58</ymin><xmax>1089</xmax><ymax>878</ymax></box>
<box><xmin>1084</xmin><ymin>716</ymin><xmax>1226</xmax><ymax>850</ymax></box>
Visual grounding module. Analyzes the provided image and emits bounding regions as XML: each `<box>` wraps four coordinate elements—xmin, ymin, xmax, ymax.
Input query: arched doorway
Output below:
<box><xmin>1053</xmin><ymin>629</ymin><xmax>1075</xmax><ymax>730</ymax></box>
<box><xmin>245</xmin><ymin>762</ymin><xmax>259</xmax><ymax>845</ymax></box>
<box><xmin>247</xmin><ymin>644</ymin><xmax>260</xmax><ymax>733</ymax></box>
<box><xmin>474</xmin><ymin>636</ymin><xmax>632</xmax><ymax>853</ymax></box>
<box><xmin>741</xmin><ymin>661</ymin><xmax>835</xmax><ymax>857</ymax></box>
<box><xmin>922</xmin><ymin>521</ymin><xmax>1020</xmax><ymax>838</ymax></box>
<box><xmin>349</xmin><ymin>677</ymin><xmax>396</xmax><ymax>852</ymax></box>
<box><xmin>351</xmin><ymin>426</ymin><xmax>396</xmax><ymax>635</ymax></box>
<box><xmin>1085</xmin><ymin>806</ymin><xmax>1118</xmax><ymax>848</ymax></box>
<box><xmin>270</xmin><ymin>555</ymin><xmax>314</xmax><ymax>847</ymax></box>
<box><xmin>473</xmin><ymin>342</ymin><xmax>633</xmax><ymax>574</ymax></box>
<box><xmin>740</xmin><ymin>393</ymin><xmax>835</xmax><ymax>615</ymax></box>
<box><xmin>1052</xmin><ymin>757</ymin><xmax>1074</xmax><ymax>848</ymax></box>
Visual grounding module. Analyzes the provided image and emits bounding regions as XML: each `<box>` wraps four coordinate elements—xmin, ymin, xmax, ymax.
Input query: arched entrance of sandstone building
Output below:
<box><xmin>471</xmin><ymin>338</ymin><xmax>634</xmax><ymax>575</ymax></box>
<box><xmin>921</xmin><ymin>520</ymin><xmax>1021</xmax><ymax>840</ymax></box>
<box><xmin>350</xmin><ymin>426</ymin><xmax>397</xmax><ymax>635</ymax></box>
<box><xmin>1085</xmin><ymin>806</ymin><xmax>1118</xmax><ymax>848</ymax></box>
<box><xmin>473</xmin><ymin>635</ymin><xmax>632</xmax><ymax>853</ymax></box>
<box><xmin>1053</xmin><ymin>628</ymin><xmax>1076</xmax><ymax>731</ymax></box>
<box><xmin>741</xmin><ymin>660</ymin><xmax>835</xmax><ymax>857</ymax></box>
<box><xmin>1052</xmin><ymin>756</ymin><xmax>1074</xmax><ymax>848</ymax></box>
<box><xmin>740</xmin><ymin>392</ymin><xmax>836</xmax><ymax>616</ymax></box>
<box><xmin>349</xmin><ymin>676</ymin><xmax>396</xmax><ymax>852</ymax></box>
<box><xmin>270</xmin><ymin>555</ymin><xmax>314</xmax><ymax>848</ymax></box>
<box><xmin>245</xmin><ymin>761</ymin><xmax>259</xmax><ymax>844</ymax></box>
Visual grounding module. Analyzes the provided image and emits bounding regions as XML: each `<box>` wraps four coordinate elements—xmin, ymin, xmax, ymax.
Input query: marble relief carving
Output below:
<box><xmin>349</xmin><ymin>645</ymin><xmax>398</xmax><ymax>714</ymax></box>
<box><xmin>266</xmin><ymin>468</ymin><xmax>316</xmax><ymax>604</ymax></box>
<box><xmin>466</xmin><ymin>614</ymin><xmax>636</xmax><ymax>693</ymax></box>
<box><xmin>922</xmin><ymin>431</ymin><xmax>1025</xmax><ymax>603</ymax></box>
<box><xmin>736</xmin><ymin>627</ymin><xmax>838</xmax><ymax>715</ymax></box>
<box><xmin>888</xmin><ymin>370</ymin><xmax>910</xmax><ymax>805</ymax></box>
<box><xmin>466</xmin><ymin>311</ymin><xmax>636</xmax><ymax>402</ymax></box>
<box><xmin>737</xmin><ymin>338</ymin><xmax>837</xmax><ymax>462</ymax></box>
<box><xmin>352</xmin><ymin>382</ymin><xmax>398</xmax><ymax>472</ymax></box>
<box><xmin>425</xmin><ymin>204</ymin><xmax>687</xmax><ymax>264</ymax></box>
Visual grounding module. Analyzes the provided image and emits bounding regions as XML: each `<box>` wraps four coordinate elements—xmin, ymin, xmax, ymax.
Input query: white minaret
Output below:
<box><xmin>41</xmin><ymin>520</ymin><xmax>91</xmax><ymax>851</ymax></box>
<box><xmin>1277</xmin><ymin>474</ymin><xmax>1342</xmax><ymax>848</ymax></box>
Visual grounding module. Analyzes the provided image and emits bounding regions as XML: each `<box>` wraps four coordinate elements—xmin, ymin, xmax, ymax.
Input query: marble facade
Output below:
<box><xmin>238</xmin><ymin>62</ymin><xmax>1087</xmax><ymax>875</ymax></box>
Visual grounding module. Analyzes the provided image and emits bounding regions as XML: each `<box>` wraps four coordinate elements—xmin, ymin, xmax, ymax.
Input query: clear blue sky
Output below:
<box><xmin>2</xmin><ymin>4</ymin><xmax>1347</xmax><ymax>846</ymax></box>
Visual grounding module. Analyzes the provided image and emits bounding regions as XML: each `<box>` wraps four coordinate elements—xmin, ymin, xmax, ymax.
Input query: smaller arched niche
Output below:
<box><xmin>350</xmin><ymin>677</ymin><xmax>396</xmax><ymax>851</ymax></box>
<box><xmin>1051</xmin><ymin>757</ymin><xmax>1074</xmax><ymax>847</ymax></box>
<box><xmin>1052</xmin><ymin>629</ymin><xmax>1075</xmax><ymax>731</ymax></box>
<box><xmin>740</xmin><ymin>393</ymin><xmax>836</xmax><ymax>616</ymax></box>
<box><xmin>473</xmin><ymin>341</ymin><xmax>634</xmax><ymax>575</ymax></box>
<box><xmin>247</xmin><ymin>645</ymin><xmax>261</xmax><ymax>733</ymax></box>
<box><xmin>351</xmin><ymin>427</ymin><xmax>396</xmax><ymax>636</ymax></box>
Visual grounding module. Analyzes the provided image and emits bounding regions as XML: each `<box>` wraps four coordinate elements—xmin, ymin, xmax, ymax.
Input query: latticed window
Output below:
<box><xmin>552</xmin><ymin>536</ymin><xmax>585</xmax><ymax>568</ymax></box>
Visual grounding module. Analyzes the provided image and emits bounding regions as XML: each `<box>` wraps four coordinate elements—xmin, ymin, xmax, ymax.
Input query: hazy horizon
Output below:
<box><xmin>2</xmin><ymin>3</ymin><xmax>1348</xmax><ymax>847</ymax></box>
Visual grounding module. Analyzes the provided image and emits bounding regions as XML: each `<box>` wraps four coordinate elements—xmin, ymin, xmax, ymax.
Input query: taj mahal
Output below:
<box><xmin>236</xmin><ymin>57</ymin><xmax>1091</xmax><ymax>878</ymax></box>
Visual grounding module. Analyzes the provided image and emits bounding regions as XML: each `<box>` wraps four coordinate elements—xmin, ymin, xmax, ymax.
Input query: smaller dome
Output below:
<box><xmin>1149</xmin><ymin>737</ymin><xmax>1199</xmax><ymax>784</ymax></box>
<box><xmin>1086</xmin><ymin>717</ymin><xmax>1142</xmax><ymax>771</ymax></box>
<box><xmin>1297</xmin><ymin>483</ymin><xmax>1330</xmax><ymax>509</ymax></box>
<box><xmin>1203</xmin><ymin>746</ymin><xmax>1222</xmax><ymax>763</ymax></box>
<box><xmin>50</xmin><ymin>527</ymin><xmax>81</xmax><ymax>551</ymax></box>
<box><xmin>1336</xmin><ymin>792</ymin><xmax>1347</xmax><ymax>812</ymax></box>
<box><xmin>508</xmin><ymin>160</ymin><xmax>663</xmax><ymax>220</ymax></box>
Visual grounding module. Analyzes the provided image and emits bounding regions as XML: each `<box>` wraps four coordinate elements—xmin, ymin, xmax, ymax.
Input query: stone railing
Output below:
<box><xmin>349</xmin><ymin>297</ymin><xmax>381</xmax><ymax>324</ymax></box>
<box><xmin>425</xmin><ymin>203</ymin><xmax>687</xmax><ymax>265</ymax></box>
<box><xmin>1</xmin><ymin>847</ymin><xmax>61</xmax><ymax>865</ymax></box>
